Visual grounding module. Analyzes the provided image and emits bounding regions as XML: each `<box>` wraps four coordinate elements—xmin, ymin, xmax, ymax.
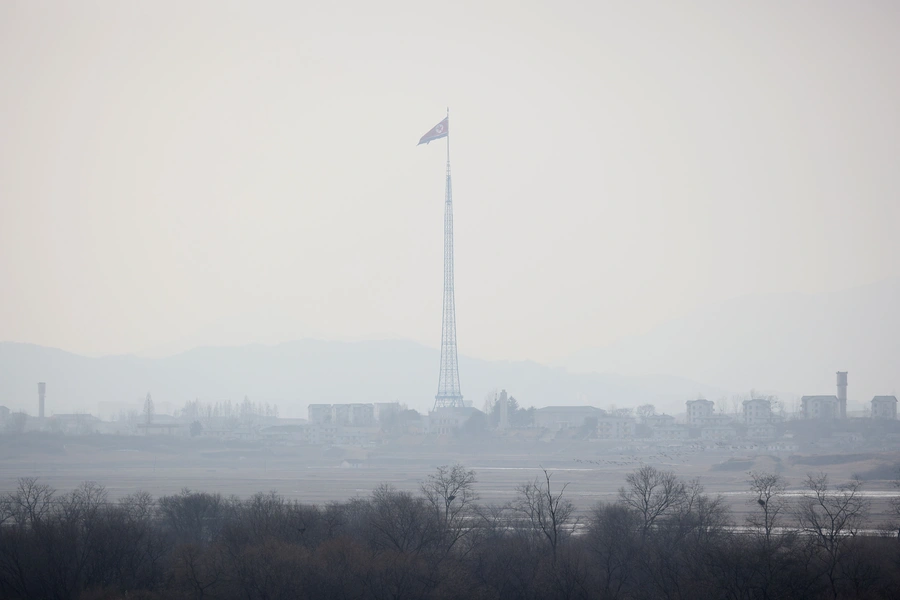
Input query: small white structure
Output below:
<box><xmin>871</xmin><ymin>396</ymin><xmax>898</xmax><ymax>419</ymax></box>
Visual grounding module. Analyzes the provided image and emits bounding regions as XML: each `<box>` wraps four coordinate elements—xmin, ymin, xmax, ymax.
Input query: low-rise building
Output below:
<box><xmin>645</xmin><ymin>414</ymin><xmax>676</xmax><ymax>429</ymax></box>
<box><xmin>345</xmin><ymin>403</ymin><xmax>375</xmax><ymax>426</ymax></box>
<box><xmin>308</xmin><ymin>404</ymin><xmax>333</xmax><ymax>424</ymax></box>
<box><xmin>597</xmin><ymin>416</ymin><xmax>635</xmax><ymax>440</ymax></box>
<box><xmin>49</xmin><ymin>413</ymin><xmax>101</xmax><ymax>435</ymax></box>
<box><xmin>696</xmin><ymin>414</ymin><xmax>733</xmax><ymax>428</ymax></box>
<box><xmin>136</xmin><ymin>423</ymin><xmax>186</xmax><ymax>436</ymax></box>
<box><xmin>310</xmin><ymin>403</ymin><xmax>376</xmax><ymax>426</ymax></box>
<box><xmin>801</xmin><ymin>395</ymin><xmax>839</xmax><ymax>419</ymax></box>
<box><xmin>429</xmin><ymin>406</ymin><xmax>483</xmax><ymax>435</ymax></box>
<box><xmin>332</xmin><ymin>404</ymin><xmax>352</xmax><ymax>425</ymax></box>
<box><xmin>651</xmin><ymin>425</ymin><xmax>689</xmax><ymax>440</ymax></box>
<box><xmin>334</xmin><ymin>426</ymin><xmax>380</xmax><ymax>445</ymax></box>
<box><xmin>747</xmin><ymin>423</ymin><xmax>777</xmax><ymax>440</ymax></box>
<box><xmin>743</xmin><ymin>398</ymin><xmax>772</xmax><ymax>425</ymax></box>
<box><xmin>534</xmin><ymin>406</ymin><xmax>605</xmax><ymax>430</ymax></box>
<box><xmin>700</xmin><ymin>425</ymin><xmax>737</xmax><ymax>441</ymax></box>
<box><xmin>686</xmin><ymin>399</ymin><xmax>715</xmax><ymax>427</ymax></box>
<box><xmin>871</xmin><ymin>396</ymin><xmax>898</xmax><ymax>419</ymax></box>
<box><xmin>374</xmin><ymin>402</ymin><xmax>401</xmax><ymax>423</ymax></box>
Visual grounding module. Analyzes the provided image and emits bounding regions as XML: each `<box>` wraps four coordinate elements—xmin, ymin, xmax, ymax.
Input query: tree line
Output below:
<box><xmin>1</xmin><ymin>466</ymin><xmax>899</xmax><ymax>600</ymax></box>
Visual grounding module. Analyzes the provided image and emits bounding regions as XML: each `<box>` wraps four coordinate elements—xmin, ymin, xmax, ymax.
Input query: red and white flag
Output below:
<box><xmin>417</xmin><ymin>117</ymin><xmax>449</xmax><ymax>145</ymax></box>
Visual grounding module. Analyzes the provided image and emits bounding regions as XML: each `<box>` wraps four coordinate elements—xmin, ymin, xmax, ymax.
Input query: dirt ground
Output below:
<box><xmin>1</xmin><ymin>433</ymin><xmax>899</xmax><ymax>524</ymax></box>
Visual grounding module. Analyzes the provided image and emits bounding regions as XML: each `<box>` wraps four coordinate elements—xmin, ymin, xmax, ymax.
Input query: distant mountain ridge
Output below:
<box><xmin>563</xmin><ymin>277</ymin><xmax>900</xmax><ymax>408</ymax></box>
<box><xmin>0</xmin><ymin>340</ymin><xmax>725</xmax><ymax>418</ymax></box>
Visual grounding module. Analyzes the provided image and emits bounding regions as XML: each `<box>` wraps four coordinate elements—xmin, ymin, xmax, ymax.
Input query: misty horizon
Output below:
<box><xmin>3</xmin><ymin>4</ymin><xmax>900</xmax><ymax>599</ymax></box>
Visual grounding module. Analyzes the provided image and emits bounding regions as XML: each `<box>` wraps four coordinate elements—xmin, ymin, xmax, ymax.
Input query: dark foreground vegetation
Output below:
<box><xmin>2</xmin><ymin>466</ymin><xmax>899</xmax><ymax>600</ymax></box>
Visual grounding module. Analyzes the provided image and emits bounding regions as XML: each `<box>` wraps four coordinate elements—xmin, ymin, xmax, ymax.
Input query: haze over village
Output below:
<box><xmin>2</xmin><ymin>2</ymin><xmax>900</xmax><ymax>599</ymax></box>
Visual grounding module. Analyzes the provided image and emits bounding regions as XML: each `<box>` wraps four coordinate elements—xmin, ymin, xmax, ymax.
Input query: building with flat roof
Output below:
<box><xmin>700</xmin><ymin>426</ymin><xmax>736</xmax><ymax>441</ymax></box>
<box><xmin>801</xmin><ymin>371</ymin><xmax>848</xmax><ymax>419</ymax></box>
<box><xmin>534</xmin><ymin>406</ymin><xmax>604</xmax><ymax>430</ymax></box>
<box><xmin>597</xmin><ymin>416</ymin><xmax>635</xmax><ymax>440</ymax></box>
<box><xmin>651</xmin><ymin>425</ymin><xmax>689</xmax><ymax>440</ymax></box>
<box><xmin>644</xmin><ymin>414</ymin><xmax>676</xmax><ymax>428</ymax></box>
<box><xmin>308</xmin><ymin>404</ymin><xmax>333</xmax><ymax>424</ymax></box>
<box><xmin>801</xmin><ymin>396</ymin><xmax>839</xmax><ymax>419</ymax></box>
<box><xmin>747</xmin><ymin>423</ymin><xmax>778</xmax><ymax>440</ymax></box>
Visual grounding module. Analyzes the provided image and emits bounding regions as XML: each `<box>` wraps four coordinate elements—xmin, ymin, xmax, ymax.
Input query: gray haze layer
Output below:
<box><xmin>2</xmin><ymin>278</ymin><xmax>897</xmax><ymax>417</ymax></box>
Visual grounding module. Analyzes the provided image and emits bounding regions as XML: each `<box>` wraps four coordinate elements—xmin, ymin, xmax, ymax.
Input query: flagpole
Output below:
<box><xmin>446</xmin><ymin>106</ymin><xmax>450</xmax><ymax>165</ymax></box>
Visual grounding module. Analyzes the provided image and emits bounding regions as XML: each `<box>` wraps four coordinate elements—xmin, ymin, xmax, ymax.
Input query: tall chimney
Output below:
<box><xmin>38</xmin><ymin>382</ymin><xmax>46</xmax><ymax>419</ymax></box>
<box><xmin>836</xmin><ymin>371</ymin><xmax>847</xmax><ymax>418</ymax></box>
<box><xmin>499</xmin><ymin>389</ymin><xmax>509</xmax><ymax>430</ymax></box>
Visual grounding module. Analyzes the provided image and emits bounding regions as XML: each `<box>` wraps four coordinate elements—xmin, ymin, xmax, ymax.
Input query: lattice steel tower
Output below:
<box><xmin>419</xmin><ymin>111</ymin><xmax>464</xmax><ymax>410</ymax></box>
<box><xmin>434</xmin><ymin>152</ymin><xmax>464</xmax><ymax>409</ymax></box>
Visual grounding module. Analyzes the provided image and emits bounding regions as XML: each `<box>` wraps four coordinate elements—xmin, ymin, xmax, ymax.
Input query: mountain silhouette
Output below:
<box><xmin>0</xmin><ymin>340</ymin><xmax>725</xmax><ymax>418</ymax></box>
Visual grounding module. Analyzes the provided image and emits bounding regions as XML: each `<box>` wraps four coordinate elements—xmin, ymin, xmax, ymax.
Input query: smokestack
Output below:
<box><xmin>836</xmin><ymin>371</ymin><xmax>847</xmax><ymax>418</ymax></box>
<box><xmin>499</xmin><ymin>389</ymin><xmax>508</xmax><ymax>430</ymax></box>
<box><xmin>38</xmin><ymin>382</ymin><xmax>46</xmax><ymax>419</ymax></box>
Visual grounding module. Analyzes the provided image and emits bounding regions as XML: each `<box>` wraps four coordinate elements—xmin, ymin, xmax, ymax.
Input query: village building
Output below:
<box><xmin>743</xmin><ymin>398</ymin><xmax>772</xmax><ymax>425</ymax></box>
<box><xmin>685</xmin><ymin>399</ymin><xmax>715</xmax><ymax>427</ymax></box>
<box><xmin>533</xmin><ymin>406</ymin><xmax>604</xmax><ymax>430</ymax></box>
<box><xmin>871</xmin><ymin>396</ymin><xmax>898</xmax><ymax>419</ymax></box>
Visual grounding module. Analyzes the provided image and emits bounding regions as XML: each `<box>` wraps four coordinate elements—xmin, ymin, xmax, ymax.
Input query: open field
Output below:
<box><xmin>2</xmin><ymin>433</ymin><xmax>899</xmax><ymax>523</ymax></box>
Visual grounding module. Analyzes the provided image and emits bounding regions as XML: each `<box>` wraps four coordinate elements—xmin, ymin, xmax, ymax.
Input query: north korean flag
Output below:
<box><xmin>417</xmin><ymin>117</ymin><xmax>449</xmax><ymax>145</ymax></box>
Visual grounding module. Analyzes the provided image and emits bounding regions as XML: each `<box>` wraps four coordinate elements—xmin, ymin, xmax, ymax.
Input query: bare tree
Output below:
<box><xmin>794</xmin><ymin>473</ymin><xmax>870</xmax><ymax>599</ymax></box>
<box><xmin>635</xmin><ymin>404</ymin><xmax>656</xmax><ymax>421</ymax></box>
<box><xmin>482</xmin><ymin>388</ymin><xmax>499</xmax><ymax>414</ymax></box>
<box><xmin>4</xmin><ymin>477</ymin><xmax>55</xmax><ymax>527</ymax></box>
<box><xmin>891</xmin><ymin>467</ymin><xmax>900</xmax><ymax>525</ymax></box>
<box><xmin>618</xmin><ymin>466</ymin><xmax>686</xmax><ymax>536</ymax></box>
<box><xmin>158</xmin><ymin>489</ymin><xmax>226</xmax><ymax>545</ymax></box>
<box><xmin>586</xmin><ymin>502</ymin><xmax>642</xmax><ymax>597</ymax></box>
<box><xmin>362</xmin><ymin>484</ymin><xmax>441</xmax><ymax>556</ymax></box>
<box><xmin>420</xmin><ymin>464</ymin><xmax>479</xmax><ymax>554</ymax></box>
<box><xmin>716</xmin><ymin>396</ymin><xmax>728</xmax><ymax>415</ymax></box>
<box><xmin>747</xmin><ymin>471</ymin><xmax>788</xmax><ymax>544</ymax></box>
<box><xmin>606</xmin><ymin>404</ymin><xmax>633</xmax><ymax>418</ymax></box>
<box><xmin>514</xmin><ymin>468</ymin><xmax>576</xmax><ymax>558</ymax></box>
<box><xmin>730</xmin><ymin>395</ymin><xmax>743</xmax><ymax>419</ymax></box>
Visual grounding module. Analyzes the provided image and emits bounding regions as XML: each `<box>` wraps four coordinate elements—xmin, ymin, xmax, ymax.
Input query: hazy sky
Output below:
<box><xmin>2</xmin><ymin>1</ymin><xmax>898</xmax><ymax>363</ymax></box>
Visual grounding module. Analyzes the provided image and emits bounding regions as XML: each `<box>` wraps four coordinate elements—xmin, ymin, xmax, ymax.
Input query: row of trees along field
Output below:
<box><xmin>1</xmin><ymin>466</ymin><xmax>899</xmax><ymax>600</ymax></box>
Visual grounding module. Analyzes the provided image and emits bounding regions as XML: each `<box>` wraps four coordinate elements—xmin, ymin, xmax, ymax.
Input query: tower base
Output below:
<box><xmin>434</xmin><ymin>394</ymin><xmax>465</xmax><ymax>410</ymax></box>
